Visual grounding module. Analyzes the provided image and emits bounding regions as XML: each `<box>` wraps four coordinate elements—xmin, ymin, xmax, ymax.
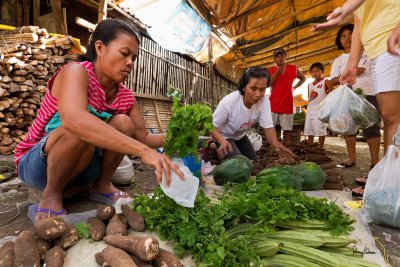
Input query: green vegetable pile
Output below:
<box><xmin>293</xmin><ymin>111</ymin><xmax>306</xmax><ymax>125</ymax></box>
<box><xmin>348</xmin><ymin>92</ymin><xmax>379</xmax><ymax>129</ymax></box>
<box><xmin>164</xmin><ymin>99</ymin><xmax>214</xmax><ymax>157</ymax></box>
<box><xmin>166</xmin><ymin>84</ymin><xmax>183</xmax><ymax>100</ymax></box>
<box><xmin>132</xmin><ymin>181</ymin><xmax>354</xmax><ymax>266</ymax></box>
<box><xmin>353</xmin><ymin>87</ymin><xmax>366</xmax><ymax>98</ymax></box>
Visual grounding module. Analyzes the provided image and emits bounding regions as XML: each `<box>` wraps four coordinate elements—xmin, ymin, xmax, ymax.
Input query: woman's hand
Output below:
<box><xmin>387</xmin><ymin>23</ymin><xmax>400</xmax><ymax>56</ymax></box>
<box><xmin>139</xmin><ymin>149</ymin><xmax>184</xmax><ymax>186</ymax></box>
<box><xmin>216</xmin><ymin>139</ymin><xmax>233</xmax><ymax>159</ymax></box>
<box><xmin>339</xmin><ymin>67</ymin><xmax>357</xmax><ymax>86</ymax></box>
<box><xmin>273</xmin><ymin>143</ymin><xmax>299</xmax><ymax>165</ymax></box>
<box><xmin>311</xmin><ymin>7</ymin><xmax>345</xmax><ymax>31</ymax></box>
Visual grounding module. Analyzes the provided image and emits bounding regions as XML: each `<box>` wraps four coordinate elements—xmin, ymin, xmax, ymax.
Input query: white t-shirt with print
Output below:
<box><xmin>213</xmin><ymin>90</ymin><xmax>274</xmax><ymax>141</ymax></box>
<box><xmin>330</xmin><ymin>52</ymin><xmax>374</xmax><ymax>95</ymax></box>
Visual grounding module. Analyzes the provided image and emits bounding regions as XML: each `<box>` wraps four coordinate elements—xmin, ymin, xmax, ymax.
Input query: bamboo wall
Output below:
<box><xmin>125</xmin><ymin>36</ymin><xmax>236</xmax><ymax>108</ymax></box>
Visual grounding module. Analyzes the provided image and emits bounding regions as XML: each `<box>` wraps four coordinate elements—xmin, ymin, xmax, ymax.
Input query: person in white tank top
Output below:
<box><xmin>304</xmin><ymin>63</ymin><xmax>332</xmax><ymax>148</ymax></box>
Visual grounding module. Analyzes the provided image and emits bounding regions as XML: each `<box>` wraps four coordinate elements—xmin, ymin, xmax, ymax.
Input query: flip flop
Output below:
<box><xmin>35</xmin><ymin>207</ymin><xmax>66</xmax><ymax>222</ymax></box>
<box><xmin>351</xmin><ymin>186</ymin><xmax>364</xmax><ymax>197</ymax></box>
<box><xmin>89</xmin><ymin>190</ymin><xmax>128</xmax><ymax>205</ymax></box>
<box><xmin>355</xmin><ymin>177</ymin><xmax>367</xmax><ymax>185</ymax></box>
<box><xmin>340</xmin><ymin>161</ymin><xmax>355</xmax><ymax>168</ymax></box>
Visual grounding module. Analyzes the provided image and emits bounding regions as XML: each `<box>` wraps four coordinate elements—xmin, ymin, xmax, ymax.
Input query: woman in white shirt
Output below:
<box><xmin>329</xmin><ymin>24</ymin><xmax>381</xmax><ymax>196</ymax></box>
<box><xmin>211</xmin><ymin>66</ymin><xmax>297</xmax><ymax>164</ymax></box>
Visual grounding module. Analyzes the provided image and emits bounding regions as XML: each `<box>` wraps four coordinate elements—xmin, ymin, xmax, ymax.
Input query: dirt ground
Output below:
<box><xmin>0</xmin><ymin>136</ymin><xmax>399</xmax><ymax>266</ymax></box>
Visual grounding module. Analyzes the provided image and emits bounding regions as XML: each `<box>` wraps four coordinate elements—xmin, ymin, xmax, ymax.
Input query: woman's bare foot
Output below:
<box><xmin>36</xmin><ymin>192</ymin><xmax>66</xmax><ymax>221</ymax></box>
<box><xmin>340</xmin><ymin>158</ymin><xmax>356</xmax><ymax>168</ymax></box>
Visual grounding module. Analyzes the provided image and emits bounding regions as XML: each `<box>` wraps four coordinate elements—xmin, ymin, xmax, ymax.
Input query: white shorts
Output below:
<box><xmin>372</xmin><ymin>49</ymin><xmax>400</xmax><ymax>93</ymax></box>
<box><xmin>304</xmin><ymin>111</ymin><xmax>327</xmax><ymax>137</ymax></box>
<box><xmin>271</xmin><ymin>112</ymin><xmax>293</xmax><ymax>131</ymax></box>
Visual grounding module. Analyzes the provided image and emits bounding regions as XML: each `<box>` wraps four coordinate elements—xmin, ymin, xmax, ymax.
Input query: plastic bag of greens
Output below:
<box><xmin>363</xmin><ymin>130</ymin><xmax>400</xmax><ymax>227</ymax></box>
<box><xmin>327</xmin><ymin>86</ymin><xmax>360</xmax><ymax>135</ymax></box>
<box><xmin>348</xmin><ymin>94</ymin><xmax>379</xmax><ymax>129</ymax></box>
<box><xmin>318</xmin><ymin>87</ymin><xmax>343</xmax><ymax>123</ymax></box>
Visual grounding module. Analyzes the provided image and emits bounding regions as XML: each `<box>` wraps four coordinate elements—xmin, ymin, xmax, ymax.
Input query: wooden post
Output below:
<box><xmin>1</xmin><ymin>0</ymin><xmax>18</xmax><ymax>26</ymax></box>
<box><xmin>22</xmin><ymin>0</ymin><xmax>30</xmax><ymax>25</ymax></box>
<box><xmin>98</xmin><ymin>0</ymin><xmax>108</xmax><ymax>22</ymax></box>
<box><xmin>33</xmin><ymin>0</ymin><xmax>40</xmax><ymax>26</ymax></box>
<box><xmin>49</xmin><ymin>0</ymin><xmax>67</xmax><ymax>34</ymax></box>
<box><xmin>208</xmin><ymin>34</ymin><xmax>214</xmax><ymax>108</ymax></box>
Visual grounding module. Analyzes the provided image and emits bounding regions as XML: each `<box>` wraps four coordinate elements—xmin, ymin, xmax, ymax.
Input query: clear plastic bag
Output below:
<box><xmin>318</xmin><ymin>88</ymin><xmax>343</xmax><ymax>123</ymax></box>
<box><xmin>247</xmin><ymin>132</ymin><xmax>263</xmax><ymax>151</ymax></box>
<box><xmin>160</xmin><ymin>158</ymin><xmax>199</xmax><ymax>208</ymax></box>
<box><xmin>111</xmin><ymin>155</ymin><xmax>134</xmax><ymax>185</ymax></box>
<box><xmin>326</xmin><ymin>86</ymin><xmax>360</xmax><ymax>135</ymax></box>
<box><xmin>348</xmin><ymin>95</ymin><xmax>379</xmax><ymax>129</ymax></box>
<box><xmin>363</xmin><ymin>144</ymin><xmax>400</xmax><ymax>227</ymax></box>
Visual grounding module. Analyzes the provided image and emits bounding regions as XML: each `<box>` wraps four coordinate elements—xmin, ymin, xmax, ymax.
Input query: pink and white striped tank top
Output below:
<box><xmin>14</xmin><ymin>61</ymin><xmax>135</xmax><ymax>166</ymax></box>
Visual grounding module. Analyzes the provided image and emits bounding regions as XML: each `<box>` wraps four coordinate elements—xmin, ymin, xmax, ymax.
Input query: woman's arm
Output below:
<box><xmin>312</xmin><ymin>0</ymin><xmax>365</xmax><ymax>31</ymax></box>
<box><xmin>128</xmin><ymin>103</ymin><xmax>165</xmax><ymax>148</ymax></box>
<box><xmin>209</xmin><ymin>129</ymin><xmax>232</xmax><ymax>158</ymax></box>
<box><xmin>53</xmin><ymin>64</ymin><xmax>183</xmax><ymax>184</ymax></box>
<box><xmin>387</xmin><ymin>23</ymin><xmax>400</xmax><ymax>56</ymax></box>
<box><xmin>340</xmin><ymin>15</ymin><xmax>364</xmax><ymax>85</ymax></box>
<box><xmin>262</xmin><ymin>127</ymin><xmax>298</xmax><ymax>164</ymax></box>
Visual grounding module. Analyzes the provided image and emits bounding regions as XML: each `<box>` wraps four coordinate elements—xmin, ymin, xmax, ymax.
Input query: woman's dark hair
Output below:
<box><xmin>78</xmin><ymin>19</ymin><xmax>141</xmax><ymax>62</ymax></box>
<box><xmin>310</xmin><ymin>62</ymin><xmax>324</xmax><ymax>72</ymax></box>
<box><xmin>237</xmin><ymin>66</ymin><xmax>270</xmax><ymax>95</ymax></box>
<box><xmin>335</xmin><ymin>24</ymin><xmax>354</xmax><ymax>50</ymax></box>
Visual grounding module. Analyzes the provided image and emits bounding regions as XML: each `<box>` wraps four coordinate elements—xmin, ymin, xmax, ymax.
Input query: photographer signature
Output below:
<box><xmin>353</xmin><ymin>246</ymin><xmax>377</xmax><ymax>256</ymax></box>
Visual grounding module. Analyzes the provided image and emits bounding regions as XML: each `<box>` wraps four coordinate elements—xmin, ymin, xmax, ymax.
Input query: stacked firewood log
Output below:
<box><xmin>0</xmin><ymin>26</ymin><xmax>77</xmax><ymax>154</ymax></box>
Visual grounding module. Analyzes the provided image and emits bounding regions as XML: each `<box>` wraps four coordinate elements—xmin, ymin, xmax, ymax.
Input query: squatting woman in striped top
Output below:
<box><xmin>15</xmin><ymin>19</ymin><xmax>183</xmax><ymax>221</ymax></box>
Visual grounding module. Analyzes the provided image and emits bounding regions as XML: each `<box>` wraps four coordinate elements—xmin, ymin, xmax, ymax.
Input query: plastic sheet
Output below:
<box><xmin>160</xmin><ymin>158</ymin><xmax>199</xmax><ymax>208</ymax></box>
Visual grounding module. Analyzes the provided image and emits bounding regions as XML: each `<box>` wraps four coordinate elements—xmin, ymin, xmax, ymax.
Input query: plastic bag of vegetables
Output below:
<box><xmin>364</xmin><ymin>139</ymin><xmax>400</xmax><ymax>228</ymax></box>
<box><xmin>326</xmin><ymin>86</ymin><xmax>360</xmax><ymax>135</ymax></box>
<box><xmin>348</xmin><ymin>93</ymin><xmax>379</xmax><ymax>129</ymax></box>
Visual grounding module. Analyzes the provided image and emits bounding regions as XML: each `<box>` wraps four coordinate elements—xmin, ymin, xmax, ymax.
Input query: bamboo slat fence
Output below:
<box><xmin>124</xmin><ymin>36</ymin><xmax>236</xmax><ymax>108</ymax></box>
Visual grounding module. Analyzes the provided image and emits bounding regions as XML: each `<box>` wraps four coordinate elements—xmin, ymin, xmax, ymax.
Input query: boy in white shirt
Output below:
<box><xmin>304</xmin><ymin>63</ymin><xmax>332</xmax><ymax>148</ymax></box>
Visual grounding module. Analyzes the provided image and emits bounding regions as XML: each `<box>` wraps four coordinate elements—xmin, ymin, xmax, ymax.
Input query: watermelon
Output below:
<box><xmin>294</xmin><ymin>162</ymin><xmax>326</xmax><ymax>191</ymax></box>
<box><xmin>222</xmin><ymin>155</ymin><xmax>253</xmax><ymax>169</ymax></box>
<box><xmin>256</xmin><ymin>165</ymin><xmax>302</xmax><ymax>191</ymax></box>
<box><xmin>213</xmin><ymin>157</ymin><xmax>252</xmax><ymax>186</ymax></box>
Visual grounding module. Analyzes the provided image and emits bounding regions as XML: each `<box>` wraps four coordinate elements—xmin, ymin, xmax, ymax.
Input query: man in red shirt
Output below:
<box><xmin>269</xmin><ymin>48</ymin><xmax>306</xmax><ymax>142</ymax></box>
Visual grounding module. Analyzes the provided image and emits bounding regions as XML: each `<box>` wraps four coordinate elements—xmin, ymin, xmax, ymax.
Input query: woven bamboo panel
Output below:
<box><xmin>136</xmin><ymin>97</ymin><xmax>172</xmax><ymax>133</ymax></box>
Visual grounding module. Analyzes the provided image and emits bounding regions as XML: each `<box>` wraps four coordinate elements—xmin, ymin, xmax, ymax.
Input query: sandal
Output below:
<box><xmin>89</xmin><ymin>190</ymin><xmax>130</xmax><ymax>205</ymax></box>
<box><xmin>35</xmin><ymin>206</ymin><xmax>67</xmax><ymax>222</ymax></box>
<box><xmin>351</xmin><ymin>186</ymin><xmax>364</xmax><ymax>197</ymax></box>
<box><xmin>340</xmin><ymin>160</ymin><xmax>355</xmax><ymax>168</ymax></box>
<box><xmin>355</xmin><ymin>177</ymin><xmax>367</xmax><ymax>185</ymax></box>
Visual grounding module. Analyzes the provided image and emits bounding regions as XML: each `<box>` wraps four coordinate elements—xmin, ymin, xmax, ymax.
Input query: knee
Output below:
<box><xmin>109</xmin><ymin>114</ymin><xmax>135</xmax><ymax>136</ymax></box>
<box><xmin>379</xmin><ymin>106</ymin><xmax>400</xmax><ymax>123</ymax></box>
<box><xmin>62</xmin><ymin>130</ymin><xmax>94</xmax><ymax>152</ymax></box>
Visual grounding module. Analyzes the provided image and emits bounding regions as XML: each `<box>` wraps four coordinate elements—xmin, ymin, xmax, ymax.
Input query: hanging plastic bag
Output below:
<box><xmin>318</xmin><ymin>87</ymin><xmax>343</xmax><ymax>123</ymax></box>
<box><xmin>348</xmin><ymin>94</ymin><xmax>379</xmax><ymax>129</ymax></box>
<box><xmin>363</xmin><ymin>142</ymin><xmax>400</xmax><ymax>227</ymax></box>
<box><xmin>248</xmin><ymin>132</ymin><xmax>263</xmax><ymax>152</ymax></box>
<box><xmin>327</xmin><ymin>86</ymin><xmax>360</xmax><ymax>135</ymax></box>
<box><xmin>160</xmin><ymin>158</ymin><xmax>199</xmax><ymax>208</ymax></box>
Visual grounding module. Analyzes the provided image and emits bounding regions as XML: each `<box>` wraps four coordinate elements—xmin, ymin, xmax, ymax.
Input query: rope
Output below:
<box><xmin>0</xmin><ymin>202</ymin><xmax>29</xmax><ymax>229</ymax></box>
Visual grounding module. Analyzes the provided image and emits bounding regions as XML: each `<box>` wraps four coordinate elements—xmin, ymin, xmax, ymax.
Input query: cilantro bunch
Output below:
<box><xmin>132</xmin><ymin>181</ymin><xmax>354</xmax><ymax>266</ymax></box>
<box><xmin>164</xmin><ymin>99</ymin><xmax>214</xmax><ymax>157</ymax></box>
